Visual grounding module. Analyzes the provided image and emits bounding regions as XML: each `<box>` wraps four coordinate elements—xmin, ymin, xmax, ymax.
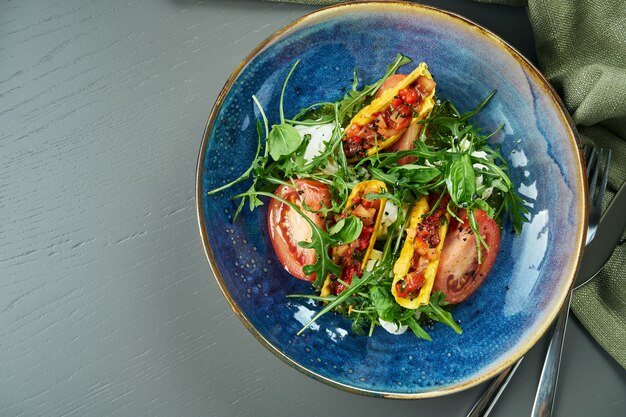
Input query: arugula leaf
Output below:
<box><xmin>473</xmin><ymin>198</ymin><xmax>496</xmax><ymax>218</ymax></box>
<box><xmin>206</xmin><ymin>120</ymin><xmax>265</xmax><ymax>196</ymax></box>
<box><xmin>336</xmin><ymin>53</ymin><xmax>412</xmax><ymax>123</ymax></box>
<box><xmin>467</xmin><ymin>207</ymin><xmax>489</xmax><ymax>264</ymax></box>
<box><xmin>418</xmin><ymin>291</ymin><xmax>462</xmax><ymax>334</ymax></box>
<box><xmin>405</xmin><ymin>316</ymin><xmax>432</xmax><ymax>341</ymax></box>
<box><xmin>460</xmin><ymin>90</ymin><xmax>497</xmax><ymax>122</ymax></box>
<box><xmin>289</xmin><ymin>102</ymin><xmax>336</xmax><ymax>122</ymax></box>
<box><xmin>368</xmin><ymin>166</ymin><xmax>399</xmax><ymax>185</ymax></box>
<box><xmin>295</xmin><ymin>272</ymin><xmax>375</xmax><ymax>334</ymax></box>
<box><xmin>235</xmin><ymin>190</ymin><xmax>342</xmax><ymax>286</ymax></box>
<box><xmin>351</xmin><ymin>316</ymin><xmax>367</xmax><ymax>336</ymax></box>
<box><xmin>505</xmin><ymin>190</ymin><xmax>529</xmax><ymax>234</ymax></box>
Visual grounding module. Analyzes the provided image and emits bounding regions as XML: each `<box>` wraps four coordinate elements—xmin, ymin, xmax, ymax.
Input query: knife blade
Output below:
<box><xmin>576</xmin><ymin>180</ymin><xmax>626</xmax><ymax>287</ymax></box>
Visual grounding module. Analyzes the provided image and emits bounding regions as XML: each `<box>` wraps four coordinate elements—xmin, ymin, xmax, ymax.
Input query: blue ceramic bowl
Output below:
<box><xmin>196</xmin><ymin>2</ymin><xmax>585</xmax><ymax>398</ymax></box>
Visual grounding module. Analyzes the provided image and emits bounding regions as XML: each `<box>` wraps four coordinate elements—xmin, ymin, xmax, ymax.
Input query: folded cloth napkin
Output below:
<box><xmin>265</xmin><ymin>0</ymin><xmax>626</xmax><ymax>368</ymax></box>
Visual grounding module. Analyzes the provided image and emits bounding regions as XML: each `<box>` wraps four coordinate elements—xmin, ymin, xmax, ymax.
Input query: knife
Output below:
<box><xmin>577</xmin><ymin>180</ymin><xmax>626</xmax><ymax>287</ymax></box>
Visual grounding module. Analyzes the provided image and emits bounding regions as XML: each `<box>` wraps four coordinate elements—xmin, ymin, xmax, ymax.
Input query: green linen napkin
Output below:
<box><xmin>265</xmin><ymin>0</ymin><xmax>626</xmax><ymax>368</ymax></box>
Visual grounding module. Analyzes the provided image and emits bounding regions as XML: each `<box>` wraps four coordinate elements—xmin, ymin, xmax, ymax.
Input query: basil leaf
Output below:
<box><xmin>446</xmin><ymin>154</ymin><xmax>476</xmax><ymax>207</ymax></box>
<box><xmin>267</xmin><ymin>123</ymin><xmax>302</xmax><ymax>161</ymax></box>
<box><xmin>329</xmin><ymin>215</ymin><xmax>363</xmax><ymax>244</ymax></box>
<box><xmin>369</xmin><ymin>286</ymin><xmax>402</xmax><ymax>322</ymax></box>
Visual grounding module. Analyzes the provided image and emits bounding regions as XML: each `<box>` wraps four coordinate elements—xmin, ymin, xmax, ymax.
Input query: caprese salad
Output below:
<box><xmin>208</xmin><ymin>54</ymin><xmax>527</xmax><ymax>339</ymax></box>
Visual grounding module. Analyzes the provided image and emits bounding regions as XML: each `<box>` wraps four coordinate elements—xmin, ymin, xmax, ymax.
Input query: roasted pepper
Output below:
<box><xmin>391</xmin><ymin>195</ymin><xmax>450</xmax><ymax>308</ymax></box>
<box><xmin>343</xmin><ymin>63</ymin><xmax>436</xmax><ymax>160</ymax></box>
<box><xmin>321</xmin><ymin>180</ymin><xmax>388</xmax><ymax>296</ymax></box>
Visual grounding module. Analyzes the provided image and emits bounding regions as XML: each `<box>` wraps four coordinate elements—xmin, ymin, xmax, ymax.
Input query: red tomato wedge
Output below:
<box><xmin>267</xmin><ymin>179</ymin><xmax>332</xmax><ymax>281</ymax></box>
<box><xmin>387</xmin><ymin>122</ymin><xmax>420</xmax><ymax>165</ymax></box>
<box><xmin>375</xmin><ymin>73</ymin><xmax>420</xmax><ymax>164</ymax></box>
<box><xmin>434</xmin><ymin>209</ymin><xmax>500</xmax><ymax>304</ymax></box>
<box><xmin>375</xmin><ymin>74</ymin><xmax>407</xmax><ymax>98</ymax></box>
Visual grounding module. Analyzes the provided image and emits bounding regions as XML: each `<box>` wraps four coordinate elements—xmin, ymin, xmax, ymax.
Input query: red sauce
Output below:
<box><xmin>395</xmin><ymin>194</ymin><xmax>450</xmax><ymax>300</ymax></box>
<box><xmin>343</xmin><ymin>76</ymin><xmax>434</xmax><ymax>158</ymax></box>
<box><xmin>330</xmin><ymin>196</ymin><xmax>380</xmax><ymax>295</ymax></box>
<box><xmin>395</xmin><ymin>270</ymin><xmax>425</xmax><ymax>298</ymax></box>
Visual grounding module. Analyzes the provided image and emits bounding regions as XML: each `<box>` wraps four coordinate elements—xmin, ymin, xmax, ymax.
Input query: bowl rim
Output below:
<box><xmin>195</xmin><ymin>0</ymin><xmax>587</xmax><ymax>399</ymax></box>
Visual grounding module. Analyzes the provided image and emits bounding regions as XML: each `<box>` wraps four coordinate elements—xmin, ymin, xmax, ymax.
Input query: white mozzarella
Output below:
<box><xmin>294</xmin><ymin>123</ymin><xmax>336</xmax><ymax>164</ymax></box>
<box><xmin>379</xmin><ymin>318</ymin><xmax>408</xmax><ymax>335</ymax></box>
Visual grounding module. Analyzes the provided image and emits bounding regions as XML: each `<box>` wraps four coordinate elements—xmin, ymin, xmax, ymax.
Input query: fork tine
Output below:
<box><xmin>597</xmin><ymin>149</ymin><xmax>611</xmax><ymax>206</ymax></box>
<box><xmin>589</xmin><ymin>148</ymin><xmax>602</xmax><ymax>205</ymax></box>
<box><xmin>586</xmin><ymin>147</ymin><xmax>610</xmax><ymax>245</ymax></box>
<box><xmin>582</xmin><ymin>143</ymin><xmax>590</xmax><ymax>160</ymax></box>
<box><xmin>586</xmin><ymin>146</ymin><xmax>597</xmax><ymax>178</ymax></box>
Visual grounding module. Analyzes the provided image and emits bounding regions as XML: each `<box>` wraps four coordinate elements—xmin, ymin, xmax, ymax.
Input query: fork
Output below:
<box><xmin>466</xmin><ymin>145</ymin><xmax>611</xmax><ymax>417</ymax></box>
<box><xmin>530</xmin><ymin>145</ymin><xmax>611</xmax><ymax>417</ymax></box>
<box><xmin>583</xmin><ymin>146</ymin><xmax>610</xmax><ymax>245</ymax></box>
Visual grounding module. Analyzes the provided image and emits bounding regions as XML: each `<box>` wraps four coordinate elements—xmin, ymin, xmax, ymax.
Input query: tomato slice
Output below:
<box><xmin>395</xmin><ymin>270</ymin><xmax>425</xmax><ymax>299</ymax></box>
<box><xmin>375</xmin><ymin>74</ymin><xmax>407</xmax><ymax>99</ymax></box>
<box><xmin>433</xmin><ymin>209</ymin><xmax>500</xmax><ymax>304</ymax></box>
<box><xmin>267</xmin><ymin>180</ymin><xmax>332</xmax><ymax>281</ymax></box>
<box><xmin>387</xmin><ymin>122</ymin><xmax>420</xmax><ymax>165</ymax></box>
<box><xmin>374</xmin><ymin>73</ymin><xmax>421</xmax><ymax>165</ymax></box>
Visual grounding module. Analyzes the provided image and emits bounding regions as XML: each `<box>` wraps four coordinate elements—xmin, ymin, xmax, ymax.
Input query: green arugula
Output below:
<box><xmin>267</xmin><ymin>62</ymin><xmax>303</xmax><ymax>161</ymax></box>
<box><xmin>418</xmin><ymin>291</ymin><xmax>463</xmax><ymax>334</ymax></box>
<box><xmin>207</xmin><ymin>54</ymin><xmax>529</xmax><ymax>341</ymax></box>
<box><xmin>293</xmin><ymin>271</ymin><xmax>376</xmax><ymax>335</ymax></box>
<box><xmin>234</xmin><ymin>190</ymin><xmax>367</xmax><ymax>289</ymax></box>
<box><xmin>335</xmin><ymin>53</ymin><xmax>412</xmax><ymax>124</ymax></box>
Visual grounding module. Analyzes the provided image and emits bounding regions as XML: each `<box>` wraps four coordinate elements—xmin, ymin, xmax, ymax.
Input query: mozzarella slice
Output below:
<box><xmin>377</xmin><ymin>201</ymin><xmax>399</xmax><ymax>240</ymax></box>
<box><xmin>294</xmin><ymin>123</ymin><xmax>335</xmax><ymax>164</ymax></box>
<box><xmin>364</xmin><ymin>249</ymin><xmax>383</xmax><ymax>272</ymax></box>
<box><xmin>379</xmin><ymin>318</ymin><xmax>408</xmax><ymax>335</ymax></box>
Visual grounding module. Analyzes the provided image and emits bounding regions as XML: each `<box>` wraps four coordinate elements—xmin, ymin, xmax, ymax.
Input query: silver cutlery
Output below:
<box><xmin>577</xmin><ymin>169</ymin><xmax>626</xmax><ymax>286</ymax></box>
<box><xmin>467</xmin><ymin>146</ymin><xmax>620</xmax><ymax>417</ymax></box>
<box><xmin>531</xmin><ymin>148</ymin><xmax>623</xmax><ymax>417</ymax></box>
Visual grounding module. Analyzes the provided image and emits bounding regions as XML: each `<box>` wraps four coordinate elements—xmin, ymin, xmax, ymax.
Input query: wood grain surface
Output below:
<box><xmin>1</xmin><ymin>1</ymin><xmax>623</xmax><ymax>416</ymax></box>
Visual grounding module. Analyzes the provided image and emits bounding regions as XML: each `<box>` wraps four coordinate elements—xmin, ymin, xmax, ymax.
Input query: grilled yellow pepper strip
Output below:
<box><xmin>391</xmin><ymin>197</ymin><xmax>450</xmax><ymax>309</ymax></box>
<box><xmin>320</xmin><ymin>180</ymin><xmax>388</xmax><ymax>297</ymax></box>
<box><xmin>345</xmin><ymin>62</ymin><xmax>436</xmax><ymax>158</ymax></box>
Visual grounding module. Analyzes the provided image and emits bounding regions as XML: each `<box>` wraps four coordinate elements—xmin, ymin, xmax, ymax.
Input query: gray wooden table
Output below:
<box><xmin>1</xmin><ymin>1</ymin><xmax>624</xmax><ymax>416</ymax></box>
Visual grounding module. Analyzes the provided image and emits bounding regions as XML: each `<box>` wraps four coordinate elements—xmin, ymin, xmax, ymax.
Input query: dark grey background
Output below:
<box><xmin>1</xmin><ymin>1</ymin><xmax>623</xmax><ymax>416</ymax></box>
